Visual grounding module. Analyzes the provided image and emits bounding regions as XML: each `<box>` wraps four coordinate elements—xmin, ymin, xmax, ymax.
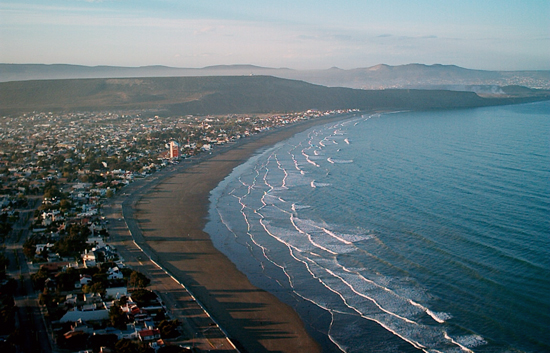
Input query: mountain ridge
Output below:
<box><xmin>1</xmin><ymin>75</ymin><xmax>548</xmax><ymax>116</ymax></box>
<box><xmin>2</xmin><ymin>63</ymin><xmax>549</xmax><ymax>90</ymax></box>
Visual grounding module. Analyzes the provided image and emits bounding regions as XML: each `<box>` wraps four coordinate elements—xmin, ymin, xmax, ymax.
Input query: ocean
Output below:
<box><xmin>205</xmin><ymin>101</ymin><xmax>550</xmax><ymax>353</ymax></box>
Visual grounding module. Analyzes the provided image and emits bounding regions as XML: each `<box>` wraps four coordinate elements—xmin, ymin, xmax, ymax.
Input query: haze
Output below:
<box><xmin>1</xmin><ymin>0</ymin><xmax>549</xmax><ymax>71</ymax></box>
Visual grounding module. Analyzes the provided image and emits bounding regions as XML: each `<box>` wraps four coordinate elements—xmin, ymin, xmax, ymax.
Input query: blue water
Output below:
<box><xmin>205</xmin><ymin>101</ymin><xmax>550</xmax><ymax>353</ymax></box>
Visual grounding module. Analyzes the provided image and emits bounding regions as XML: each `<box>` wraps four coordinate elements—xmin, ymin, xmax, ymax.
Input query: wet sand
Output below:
<box><xmin>132</xmin><ymin>114</ymin><xmax>356</xmax><ymax>352</ymax></box>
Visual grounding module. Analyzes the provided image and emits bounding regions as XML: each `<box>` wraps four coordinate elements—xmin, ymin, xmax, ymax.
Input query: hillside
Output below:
<box><xmin>0</xmin><ymin>76</ymin><xmax>548</xmax><ymax>116</ymax></box>
<box><xmin>1</xmin><ymin>63</ymin><xmax>549</xmax><ymax>90</ymax></box>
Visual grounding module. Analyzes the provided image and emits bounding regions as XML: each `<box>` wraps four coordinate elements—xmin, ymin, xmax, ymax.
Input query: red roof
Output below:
<box><xmin>138</xmin><ymin>328</ymin><xmax>160</xmax><ymax>338</ymax></box>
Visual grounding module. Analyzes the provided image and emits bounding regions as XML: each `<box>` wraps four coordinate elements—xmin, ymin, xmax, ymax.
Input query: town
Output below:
<box><xmin>0</xmin><ymin>108</ymin><xmax>356</xmax><ymax>353</ymax></box>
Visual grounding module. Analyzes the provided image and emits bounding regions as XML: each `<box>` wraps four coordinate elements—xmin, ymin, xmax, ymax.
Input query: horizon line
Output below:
<box><xmin>2</xmin><ymin>62</ymin><xmax>549</xmax><ymax>72</ymax></box>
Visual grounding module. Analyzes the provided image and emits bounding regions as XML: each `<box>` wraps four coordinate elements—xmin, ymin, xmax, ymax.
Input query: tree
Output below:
<box><xmin>89</xmin><ymin>334</ymin><xmax>118</xmax><ymax>352</ymax></box>
<box><xmin>0</xmin><ymin>220</ymin><xmax>12</xmax><ymax>240</ymax></box>
<box><xmin>92</xmin><ymin>272</ymin><xmax>108</xmax><ymax>288</ymax></box>
<box><xmin>43</xmin><ymin>184</ymin><xmax>61</xmax><ymax>199</ymax></box>
<box><xmin>109</xmin><ymin>304</ymin><xmax>127</xmax><ymax>330</ymax></box>
<box><xmin>53</xmin><ymin>224</ymin><xmax>90</xmax><ymax>256</ymax></box>
<box><xmin>89</xmin><ymin>282</ymin><xmax>106</xmax><ymax>296</ymax></box>
<box><xmin>158</xmin><ymin>319</ymin><xmax>180</xmax><ymax>339</ymax></box>
<box><xmin>55</xmin><ymin>267</ymin><xmax>79</xmax><ymax>291</ymax></box>
<box><xmin>59</xmin><ymin>199</ymin><xmax>72</xmax><ymax>211</ymax></box>
<box><xmin>31</xmin><ymin>268</ymin><xmax>49</xmax><ymax>290</ymax></box>
<box><xmin>129</xmin><ymin>289</ymin><xmax>156</xmax><ymax>306</ymax></box>
<box><xmin>115</xmin><ymin>338</ymin><xmax>139</xmax><ymax>353</ymax></box>
<box><xmin>128</xmin><ymin>271</ymin><xmax>150</xmax><ymax>289</ymax></box>
<box><xmin>82</xmin><ymin>282</ymin><xmax>106</xmax><ymax>297</ymax></box>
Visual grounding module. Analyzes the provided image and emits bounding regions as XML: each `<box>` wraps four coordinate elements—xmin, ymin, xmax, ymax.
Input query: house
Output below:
<box><xmin>44</xmin><ymin>277</ymin><xmax>56</xmax><ymax>290</ymax></box>
<box><xmin>138</xmin><ymin>328</ymin><xmax>161</xmax><ymax>342</ymax></box>
<box><xmin>65</xmin><ymin>293</ymin><xmax>78</xmax><ymax>306</ymax></box>
<box><xmin>82</xmin><ymin>249</ymin><xmax>97</xmax><ymax>267</ymax></box>
<box><xmin>119</xmin><ymin>323</ymin><xmax>139</xmax><ymax>340</ymax></box>
<box><xmin>105</xmin><ymin>287</ymin><xmax>127</xmax><ymax>300</ymax></box>
<box><xmin>35</xmin><ymin>243</ymin><xmax>55</xmax><ymax>255</ymax></box>
<box><xmin>80</xmin><ymin>274</ymin><xmax>93</xmax><ymax>286</ymax></box>
<box><xmin>83</xmin><ymin>293</ymin><xmax>103</xmax><ymax>304</ymax></box>
<box><xmin>149</xmin><ymin>339</ymin><xmax>167</xmax><ymax>351</ymax></box>
<box><xmin>59</xmin><ymin>308</ymin><xmax>110</xmax><ymax>323</ymax></box>
<box><xmin>97</xmin><ymin>246</ymin><xmax>118</xmax><ymax>262</ymax></box>
<box><xmin>40</xmin><ymin>261</ymin><xmax>70</xmax><ymax>273</ymax></box>
<box><xmin>86</xmin><ymin>234</ymin><xmax>105</xmax><ymax>249</ymax></box>
<box><xmin>107</xmin><ymin>266</ymin><xmax>123</xmax><ymax>280</ymax></box>
<box><xmin>69</xmin><ymin>319</ymin><xmax>94</xmax><ymax>334</ymax></box>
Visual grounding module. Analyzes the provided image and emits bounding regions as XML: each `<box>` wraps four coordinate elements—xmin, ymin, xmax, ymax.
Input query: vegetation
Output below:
<box><xmin>53</xmin><ymin>224</ymin><xmax>91</xmax><ymax>257</ymax></box>
<box><xmin>114</xmin><ymin>338</ymin><xmax>153</xmax><ymax>353</ymax></box>
<box><xmin>129</xmin><ymin>289</ymin><xmax>157</xmax><ymax>306</ymax></box>
<box><xmin>2</xmin><ymin>76</ymin><xmax>548</xmax><ymax>116</ymax></box>
<box><xmin>158</xmin><ymin>319</ymin><xmax>180</xmax><ymax>339</ymax></box>
<box><xmin>128</xmin><ymin>270</ymin><xmax>150</xmax><ymax>290</ymax></box>
<box><xmin>109</xmin><ymin>303</ymin><xmax>128</xmax><ymax>330</ymax></box>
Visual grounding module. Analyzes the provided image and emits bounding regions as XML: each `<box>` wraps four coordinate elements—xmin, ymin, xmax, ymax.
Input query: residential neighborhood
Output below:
<box><xmin>0</xmin><ymin>108</ymin><xmax>356</xmax><ymax>353</ymax></box>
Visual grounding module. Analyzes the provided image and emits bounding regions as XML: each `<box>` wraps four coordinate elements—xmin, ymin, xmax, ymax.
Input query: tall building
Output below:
<box><xmin>169</xmin><ymin>141</ymin><xmax>179</xmax><ymax>159</ymax></box>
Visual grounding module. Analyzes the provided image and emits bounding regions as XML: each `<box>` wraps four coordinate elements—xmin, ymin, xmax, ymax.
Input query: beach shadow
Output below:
<box><xmin>204</xmin><ymin>158</ymin><xmax>248</xmax><ymax>163</ymax></box>
<box><xmin>152</xmin><ymin>262</ymin><xmax>301</xmax><ymax>350</ymax></box>
<box><xmin>147</xmin><ymin>189</ymin><xmax>173</xmax><ymax>193</ymax></box>
<box><xmin>209</xmin><ymin>288</ymin><xmax>264</xmax><ymax>298</ymax></box>
<box><xmin>143</xmin><ymin>235</ymin><xmax>207</xmax><ymax>242</ymax></box>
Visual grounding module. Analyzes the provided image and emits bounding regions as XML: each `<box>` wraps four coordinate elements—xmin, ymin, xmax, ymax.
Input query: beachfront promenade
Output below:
<box><xmin>105</xmin><ymin>158</ymin><xmax>240</xmax><ymax>352</ymax></box>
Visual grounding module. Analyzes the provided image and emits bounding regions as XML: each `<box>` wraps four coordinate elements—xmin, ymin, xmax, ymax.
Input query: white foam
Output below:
<box><xmin>291</xmin><ymin>203</ymin><xmax>311</xmax><ymax>211</ymax></box>
<box><xmin>443</xmin><ymin>333</ymin><xmax>479</xmax><ymax>353</ymax></box>
<box><xmin>328</xmin><ymin>158</ymin><xmax>353</xmax><ymax>164</ymax></box>
<box><xmin>311</xmin><ymin>181</ymin><xmax>331</xmax><ymax>188</ymax></box>
<box><xmin>308</xmin><ymin>155</ymin><xmax>326</xmax><ymax>160</ymax></box>
<box><xmin>210</xmin><ymin>115</ymin><xmax>485</xmax><ymax>353</ymax></box>
<box><xmin>302</xmin><ymin>150</ymin><xmax>320</xmax><ymax>167</ymax></box>
<box><xmin>454</xmin><ymin>334</ymin><xmax>487</xmax><ymax>349</ymax></box>
<box><xmin>426</xmin><ymin>310</ymin><xmax>452</xmax><ymax>323</ymax></box>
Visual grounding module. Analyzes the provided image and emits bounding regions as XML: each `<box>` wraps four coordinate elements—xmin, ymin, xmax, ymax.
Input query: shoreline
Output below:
<box><xmin>123</xmin><ymin>113</ymin><xmax>360</xmax><ymax>352</ymax></box>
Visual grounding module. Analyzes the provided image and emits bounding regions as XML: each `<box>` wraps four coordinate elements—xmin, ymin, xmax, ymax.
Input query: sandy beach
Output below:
<box><xmin>124</xmin><ymin>114</ymin><xmax>356</xmax><ymax>352</ymax></box>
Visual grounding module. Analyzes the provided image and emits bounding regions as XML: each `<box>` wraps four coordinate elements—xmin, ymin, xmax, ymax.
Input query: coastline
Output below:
<box><xmin>123</xmin><ymin>113</ymin><xmax>359</xmax><ymax>352</ymax></box>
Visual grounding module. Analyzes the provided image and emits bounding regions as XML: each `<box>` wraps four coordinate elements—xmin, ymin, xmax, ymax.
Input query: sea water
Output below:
<box><xmin>205</xmin><ymin>101</ymin><xmax>550</xmax><ymax>352</ymax></box>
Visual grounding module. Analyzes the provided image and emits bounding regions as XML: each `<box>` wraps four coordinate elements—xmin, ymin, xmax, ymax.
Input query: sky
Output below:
<box><xmin>1</xmin><ymin>0</ymin><xmax>549</xmax><ymax>70</ymax></box>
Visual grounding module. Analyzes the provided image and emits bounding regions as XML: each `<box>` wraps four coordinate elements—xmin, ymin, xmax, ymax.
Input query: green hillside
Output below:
<box><xmin>0</xmin><ymin>76</ymin><xmax>547</xmax><ymax>115</ymax></box>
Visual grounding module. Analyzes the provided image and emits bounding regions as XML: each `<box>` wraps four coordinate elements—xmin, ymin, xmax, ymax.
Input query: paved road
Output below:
<box><xmin>5</xmin><ymin>197</ymin><xmax>52</xmax><ymax>353</ymax></box>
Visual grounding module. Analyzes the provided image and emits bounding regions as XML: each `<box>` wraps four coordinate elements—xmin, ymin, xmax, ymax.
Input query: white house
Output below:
<box><xmin>80</xmin><ymin>274</ymin><xmax>93</xmax><ymax>286</ymax></box>
<box><xmin>107</xmin><ymin>266</ymin><xmax>123</xmax><ymax>280</ymax></box>
<box><xmin>59</xmin><ymin>308</ymin><xmax>109</xmax><ymax>323</ymax></box>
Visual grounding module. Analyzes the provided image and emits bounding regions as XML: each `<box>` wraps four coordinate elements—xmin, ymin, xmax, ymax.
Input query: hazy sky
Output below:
<box><xmin>1</xmin><ymin>0</ymin><xmax>549</xmax><ymax>70</ymax></box>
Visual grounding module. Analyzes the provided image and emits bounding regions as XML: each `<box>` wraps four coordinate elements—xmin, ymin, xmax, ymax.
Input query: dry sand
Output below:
<box><xmin>132</xmin><ymin>114</ymin><xmax>355</xmax><ymax>352</ymax></box>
